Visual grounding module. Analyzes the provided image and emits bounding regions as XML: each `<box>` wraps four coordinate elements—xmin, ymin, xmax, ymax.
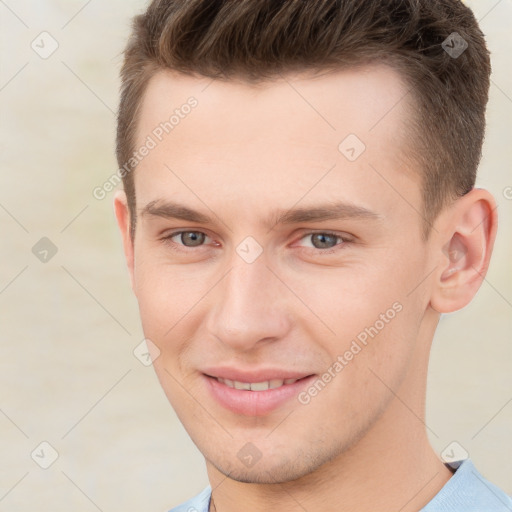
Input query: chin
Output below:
<box><xmin>205</xmin><ymin>443</ymin><xmax>337</xmax><ymax>485</ymax></box>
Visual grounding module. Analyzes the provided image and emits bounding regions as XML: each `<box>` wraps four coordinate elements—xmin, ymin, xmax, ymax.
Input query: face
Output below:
<box><xmin>119</xmin><ymin>65</ymin><xmax>438</xmax><ymax>483</ymax></box>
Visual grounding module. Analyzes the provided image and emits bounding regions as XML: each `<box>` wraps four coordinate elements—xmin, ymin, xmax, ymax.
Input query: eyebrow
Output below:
<box><xmin>139</xmin><ymin>199</ymin><xmax>381</xmax><ymax>228</ymax></box>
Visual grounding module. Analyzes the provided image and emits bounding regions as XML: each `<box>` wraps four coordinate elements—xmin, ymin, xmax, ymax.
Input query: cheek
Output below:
<box><xmin>295</xmin><ymin>300</ymin><xmax>417</xmax><ymax>437</ymax></box>
<box><xmin>293</xmin><ymin>256</ymin><xmax>423</xmax><ymax>385</ymax></box>
<box><xmin>133</xmin><ymin>254</ymin><xmax>192</xmax><ymax>345</ymax></box>
<box><xmin>133</xmin><ymin>261</ymin><xmax>206</xmax><ymax>412</ymax></box>
<box><xmin>133</xmin><ymin>252</ymin><xmax>219</xmax><ymax>377</ymax></box>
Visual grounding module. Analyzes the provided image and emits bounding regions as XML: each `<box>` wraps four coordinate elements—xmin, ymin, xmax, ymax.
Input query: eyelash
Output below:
<box><xmin>160</xmin><ymin>230</ymin><xmax>351</xmax><ymax>254</ymax></box>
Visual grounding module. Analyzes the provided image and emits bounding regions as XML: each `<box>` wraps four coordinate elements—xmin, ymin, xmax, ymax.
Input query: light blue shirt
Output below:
<box><xmin>168</xmin><ymin>458</ymin><xmax>512</xmax><ymax>511</ymax></box>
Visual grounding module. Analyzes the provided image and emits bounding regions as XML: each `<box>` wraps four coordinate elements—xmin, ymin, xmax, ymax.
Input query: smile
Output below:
<box><xmin>214</xmin><ymin>377</ymin><xmax>302</xmax><ymax>391</ymax></box>
<box><xmin>203</xmin><ymin>374</ymin><xmax>316</xmax><ymax>415</ymax></box>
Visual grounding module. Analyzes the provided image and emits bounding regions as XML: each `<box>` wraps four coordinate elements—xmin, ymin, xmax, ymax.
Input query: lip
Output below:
<box><xmin>201</xmin><ymin>366</ymin><xmax>313</xmax><ymax>382</ymax></box>
<box><xmin>202</xmin><ymin>372</ymin><xmax>316</xmax><ymax>416</ymax></box>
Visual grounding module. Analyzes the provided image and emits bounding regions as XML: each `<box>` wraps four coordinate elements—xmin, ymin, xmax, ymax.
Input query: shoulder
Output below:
<box><xmin>167</xmin><ymin>485</ymin><xmax>212</xmax><ymax>512</ymax></box>
<box><xmin>421</xmin><ymin>458</ymin><xmax>512</xmax><ymax>511</ymax></box>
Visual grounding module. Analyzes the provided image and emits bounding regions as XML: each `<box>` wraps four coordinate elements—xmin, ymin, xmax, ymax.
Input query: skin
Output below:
<box><xmin>114</xmin><ymin>64</ymin><xmax>497</xmax><ymax>512</ymax></box>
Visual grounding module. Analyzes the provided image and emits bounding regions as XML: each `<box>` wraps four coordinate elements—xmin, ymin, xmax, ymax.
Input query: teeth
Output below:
<box><xmin>250</xmin><ymin>381</ymin><xmax>271</xmax><ymax>391</ymax></box>
<box><xmin>234</xmin><ymin>381</ymin><xmax>251</xmax><ymax>390</ymax></box>
<box><xmin>216</xmin><ymin>377</ymin><xmax>301</xmax><ymax>390</ymax></box>
<box><xmin>270</xmin><ymin>379</ymin><xmax>286</xmax><ymax>389</ymax></box>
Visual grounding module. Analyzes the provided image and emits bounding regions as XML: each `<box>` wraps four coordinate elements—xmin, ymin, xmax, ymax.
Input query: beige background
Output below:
<box><xmin>0</xmin><ymin>1</ymin><xmax>510</xmax><ymax>510</ymax></box>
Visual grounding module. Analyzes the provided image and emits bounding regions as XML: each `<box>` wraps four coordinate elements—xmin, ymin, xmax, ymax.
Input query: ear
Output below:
<box><xmin>430</xmin><ymin>188</ymin><xmax>498</xmax><ymax>313</ymax></box>
<box><xmin>113</xmin><ymin>190</ymin><xmax>135</xmax><ymax>292</ymax></box>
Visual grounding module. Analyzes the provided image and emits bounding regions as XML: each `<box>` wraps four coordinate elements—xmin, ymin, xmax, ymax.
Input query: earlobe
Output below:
<box><xmin>113</xmin><ymin>190</ymin><xmax>136</xmax><ymax>292</ymax></box>
<box><xmin>430</xmin><ymin>189</ymin><xmax>498</xmax><ymax>314</ymax></box>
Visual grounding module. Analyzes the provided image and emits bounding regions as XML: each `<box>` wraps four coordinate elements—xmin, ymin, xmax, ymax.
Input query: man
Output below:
<box><xmin>113</xmin><ymin>0</ymin><xmax>512</xmax><ymax>510</ymax></box>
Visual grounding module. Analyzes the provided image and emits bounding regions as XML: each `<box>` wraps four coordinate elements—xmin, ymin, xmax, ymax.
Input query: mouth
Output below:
<box><xmin>206</xmin><ymin>374</ymin><xmax>310</xmax><ymax>391</ymax></box>
<box><xmin>202</xmin><ymin>373</ymin><xmax>317</xmax><ymax>416</ymax></box>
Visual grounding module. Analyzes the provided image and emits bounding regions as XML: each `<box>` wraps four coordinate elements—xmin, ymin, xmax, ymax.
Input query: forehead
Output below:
<box><xmin>137</xmin><ymin>63</ymin><xmax>412</xmax><ymax>146</ymax></box>
<box><xmin>133</xmin><ymin>64</ymin><xmax>419</xmax><ymax>224</ymax></box>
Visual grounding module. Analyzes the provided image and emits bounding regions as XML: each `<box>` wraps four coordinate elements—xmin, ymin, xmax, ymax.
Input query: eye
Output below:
<box><xmin>162</xmin><ymin>230</ymin><xmax>213</xmax><ymax>249</ymax></box>
<box><xmin>161</xmin><ymin>230</ymin><xmax>351</xmax><ymax>254</ymax></box>
<box><xmin>296</xmin><ymin>231</ymin><xmax>349</xmax><ymax>252</ymax></box>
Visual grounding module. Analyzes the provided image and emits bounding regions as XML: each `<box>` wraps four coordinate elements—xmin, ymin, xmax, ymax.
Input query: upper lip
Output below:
<box><xmin>202</xmin><ymin>367</ymin><xmax>315</xmax><ymax>382</ymax></box>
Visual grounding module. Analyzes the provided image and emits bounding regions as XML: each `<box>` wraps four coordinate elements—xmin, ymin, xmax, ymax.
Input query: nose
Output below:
<box><xmin>206</xmin><ymin>255</ymin><xmax>292</xmax><ymax>353</ymax></box>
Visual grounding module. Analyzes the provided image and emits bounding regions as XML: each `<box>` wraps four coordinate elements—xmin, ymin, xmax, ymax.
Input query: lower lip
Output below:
<box><xmin>203</xmin><ymin>374</ymin><xmax>316</xmax><ymax>416</ymax></box>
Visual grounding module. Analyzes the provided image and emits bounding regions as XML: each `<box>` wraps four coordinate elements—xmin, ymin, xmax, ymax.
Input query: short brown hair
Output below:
<box><xmin>116</xmin><ymin>0</ymin><xmax>491</xmax><ymax>240</ymax></box>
